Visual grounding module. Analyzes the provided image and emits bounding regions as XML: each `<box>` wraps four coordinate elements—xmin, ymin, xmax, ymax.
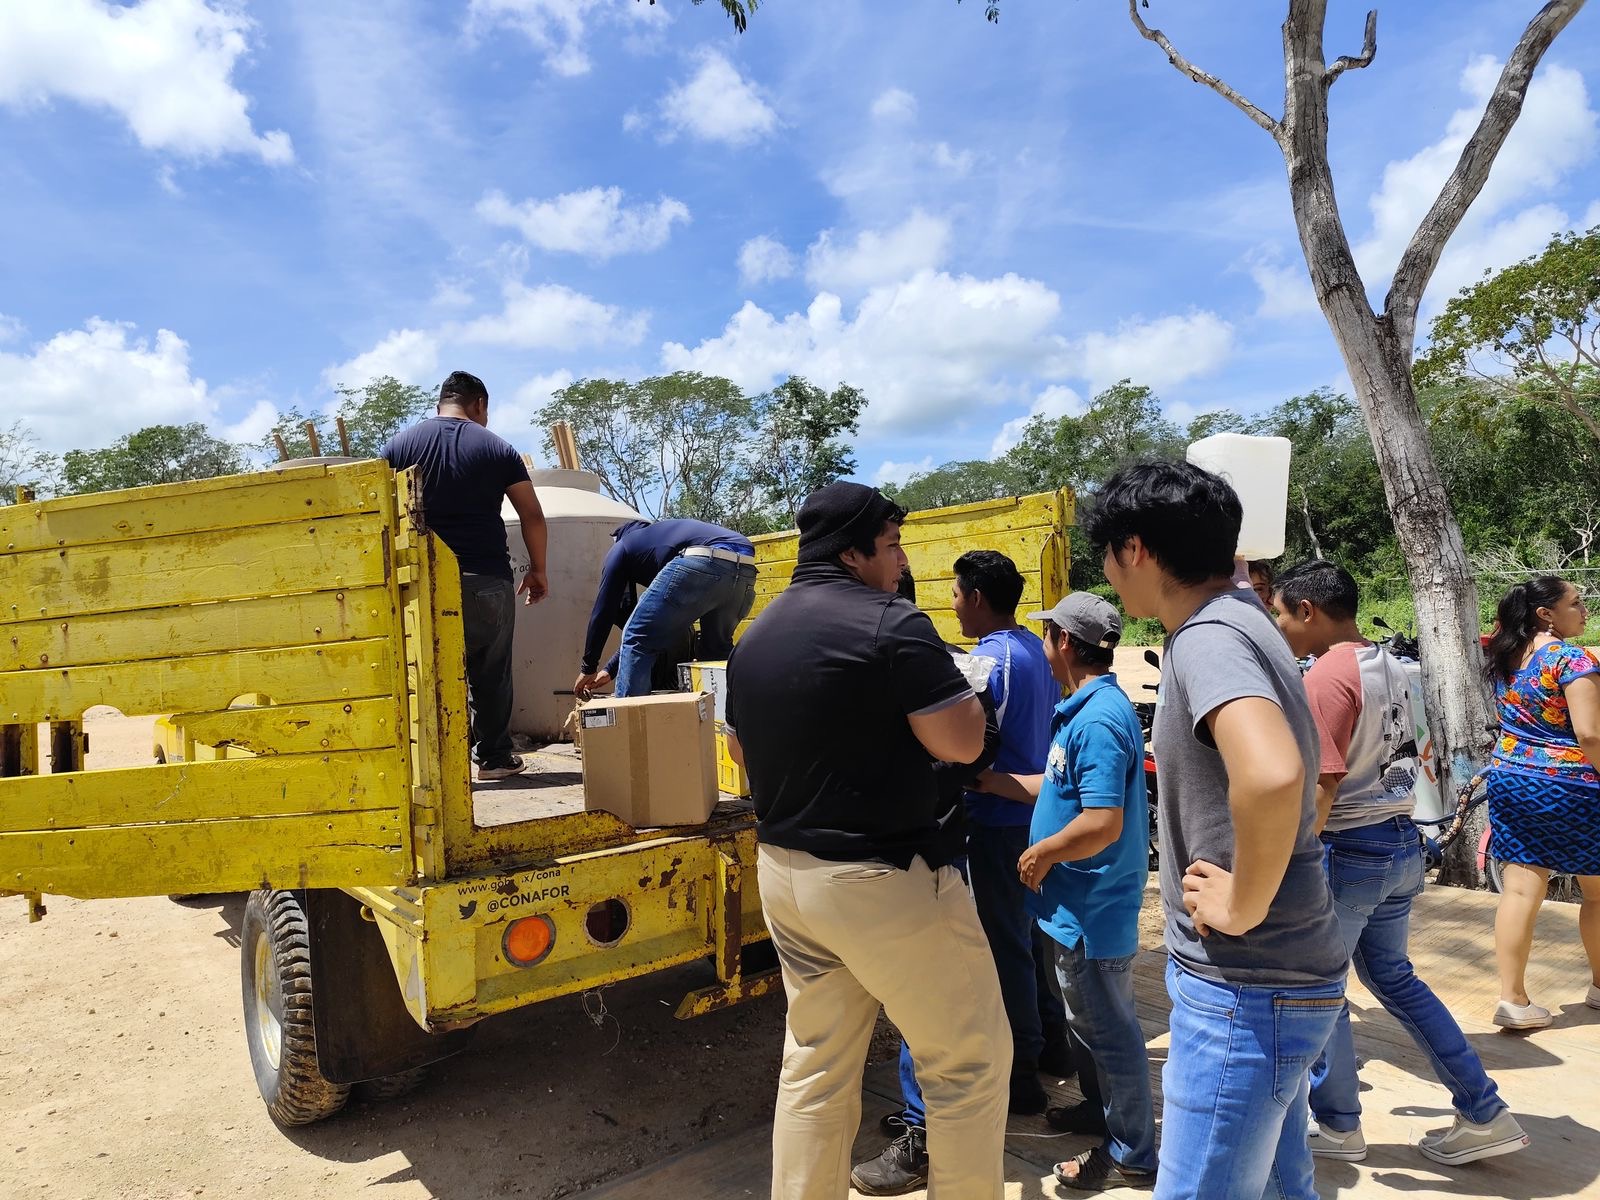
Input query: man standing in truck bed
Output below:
<box><xmin>381</xmin><ymin>370</ymin><xmax>549</xmax><ymax>781</ymax></box>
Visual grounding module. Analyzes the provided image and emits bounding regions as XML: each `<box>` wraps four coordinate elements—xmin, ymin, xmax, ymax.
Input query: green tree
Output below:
<box><xmin>883</xmin><ymin>459</ymin><xmax>1027</xmax><ymax>512</ymax></box>
<box><xmin>1416</xmin><ymin>226</ymin><xmax>1600</xmax><ymax>446</ymax></box>
<box><xmin>263</xmin><ymin>375</ymin><xmax>435</xmax><ymax>460</ymax></box>
<box><xmin>0</xmin><ymin>421</ymin><xmax>58</xmax><ymax>503</ymax></box>
<box><xmin>748</xmin><ymin>377</ymin><xmax>866</xmax><ymax>523</ymax></box>
<box><xmin>539</xmin><ymin>372</ymin><xmax>759</xmax><ymax>523</ymax></box>
<box><xmin>61</xmin><ymin>423</ymin><xmax>248</xmax><ymax>495</ymax></box>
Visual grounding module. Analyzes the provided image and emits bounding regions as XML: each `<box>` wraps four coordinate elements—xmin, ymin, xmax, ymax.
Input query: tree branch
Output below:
<box><xmin>1325</xmin><ymin>9</ymin><xmax>1377</xmax><ymax>86</ymax></box>
<box><xmin>1128</xmin><ymin>0</ymin><xmax>1281</xmax><ymax>136</ymax></box>
<box><xmin>1386</xmin><ymin>0</ymin><xmax>1587</xmax><ymax>350</ymax></box>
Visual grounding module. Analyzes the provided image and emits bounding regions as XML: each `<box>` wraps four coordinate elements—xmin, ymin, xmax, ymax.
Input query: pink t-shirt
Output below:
<box><xmin>1302</xmin><ymin>642</ymin><xmax>1419</xmax><ymax>832</ymax></box>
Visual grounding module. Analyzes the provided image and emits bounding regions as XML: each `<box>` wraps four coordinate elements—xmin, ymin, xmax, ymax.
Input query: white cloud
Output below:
<box><xmin>738</xmin><ymin>235</ymin><xmax>796</xmax><ymax>286</ymax></box>
<box><xmin>216</xmin><ymin>398</ymin><xmax>280</xmax><ymax>446</ymax></box>
<box><xmin>662</xmin><ymin>269</ymin><xmax>1066</xmax><ymax>431</ymax></box>
<box><xmin>0</xmin><ymin>0</ymin><xmax>292</xmax><ymax>164</ymax></box>
<box><xmin>466</xmin><ymin>0</ymin><xmax>666</xmax><ymax>78</ymax></box>
<box><xmin>2</xmin><ymin>318</ymin><xmax>214</xmax><ymax>453</ymax></box>
<box><xmin>476</xmin><ymin>186</ymin><xmax>689</xmax><ymax>259</ymax></box>
<box><xmin>1584</xmin><ymin>200</ymin><xmax>1600</xmax><ymax>231</ymax></box>
<box><xmin>805</xmin><ymin>211</ymin><xmax>952</xmax><ymax>292</ymax></box>
<box><xmin>0</xmin><ymin>314</ymin><xmax>26</xmax><ymax>344</ymax></box>
<box><xmin>1356</xmin><ymin>57</ymin><xmax>1598</xmax><ymax>312</ymax></box>
<box><xmin>321</xmin><ymin>329</ymin><xmax>441</xmax><ymax>392</ymax></box>
<box><xmin>1244</xmin><ymin>246</ymin><xmax>1319</xmax><ymax>320</ymax></box>
<box><xmin>874</xmin><ymin>457</ymin><xmax>934</xmax><ymax>487</ymax></box>
<box><xmin>989</xmin><ymin>385</ymin><xmax>1085</xmax><ymax>457</ymax></box>
<box><xmin>456</xmin><ymin>282</ymin><xmax>648</xmax><ymax>350</ymax></box>
<box><xmin>498</xmin><ymin>369</ymin><xmax>576</xmax><ymax>441</ymax></box>
<box><xmin>653</xmin><ymin>50</ymin><xmax>777</xmax><ymax>146</ymax></box>
<box><xmin>1079</xmin><ymin>312</ymin><xmax>1235</xmax><ymax>395</ymax></box>
<box><xmin>871</xmin><ymin>88</ymin><xmax>917</xmax><ymax>123</ymax></box>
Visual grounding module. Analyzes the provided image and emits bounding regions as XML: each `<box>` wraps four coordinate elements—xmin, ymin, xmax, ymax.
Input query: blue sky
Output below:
<box><xmin>2</xmin><ymin>0</ymin><xmax>1596</xmax><ymax>487</ymax></box>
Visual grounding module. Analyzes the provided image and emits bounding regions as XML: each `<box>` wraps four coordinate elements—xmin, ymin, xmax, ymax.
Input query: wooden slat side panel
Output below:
<box><xmin>164</xmin><ymin>698</ymin><xmax>398</xmax><ymax>758</ymax></box>
<box><xmin>1</xmin><ymin>586</ymin><xmax>393</xmax><ymax>672</ymax></box>
<box><xmin>0</xmin><ymin>460</ymin><xmax>393</xmax><ymax>555</ymax></box>
<box><xmin>0</xmin><ymin>751</ymin><xmax>409</xmax><ymax>833</ymax></box>
<box><xmin>0</xmin><ymin>513</ymin><xmax>391</xmax><ymax>626</ymax></box>
<box><xmin>0</xmin><ymin>638</ymin><xmax>397</xmax><ymax>724</ymax></box>
<box><xmin>0</xmin><ymin>815</ymin><xmax>408</xmax><ymax>900</ymax></box>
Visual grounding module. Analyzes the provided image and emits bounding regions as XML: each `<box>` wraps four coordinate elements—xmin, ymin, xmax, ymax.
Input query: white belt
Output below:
<box><xmin>683</xmin><ymin>546</ymin><xmax>756</xmax><ymax>566</ymax></box>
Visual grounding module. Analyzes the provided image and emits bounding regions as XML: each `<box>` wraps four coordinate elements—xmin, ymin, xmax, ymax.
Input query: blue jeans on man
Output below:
<box><xmin>896</xmin><ymin>828</ymin><xmax>1068</xmax><ymax>1125</ymax></box>
<box><xmin>460</xmin><ymin>572</ymin><xmax>516</xmax><ymax>766</ymax></box>
<box><xmin>1052</xmin><ymin>940</ymin><xmax>1157</xmax><ymax>1174</ymax></box>
<box><xmin>614</xmin><ymin>554</ymin><xmax>757</xmax><ymax>697</ymax></box>
<box><xmin>1157</xmin><ymin>960</ymin><xmax>1344</xmax><ymax>1200</ymax></box>
<box><xmin>1310</xmin><ymin>816</ymin><xmax>1505</xmax><ymax>1131</ymax></box>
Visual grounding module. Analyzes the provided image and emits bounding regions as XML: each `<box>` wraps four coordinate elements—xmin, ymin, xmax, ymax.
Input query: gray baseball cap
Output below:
<box><xmin>1026</xmin><ymin>591</ymin><xmax>1123</xmax><ymax>649</ymax></box>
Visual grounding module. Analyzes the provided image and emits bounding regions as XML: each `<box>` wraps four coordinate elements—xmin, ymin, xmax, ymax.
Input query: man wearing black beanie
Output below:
<box><xmin>725</xmin><ymin>481</ymin><xmax>1010</xmax><ymax>1200</ymax></box>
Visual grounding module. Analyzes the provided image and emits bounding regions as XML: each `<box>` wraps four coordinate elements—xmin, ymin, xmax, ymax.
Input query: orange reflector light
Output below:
<box><xmin>503</xmin><ymin>914</ymin><xmax>555</xmax><ymax>967</ymax></box>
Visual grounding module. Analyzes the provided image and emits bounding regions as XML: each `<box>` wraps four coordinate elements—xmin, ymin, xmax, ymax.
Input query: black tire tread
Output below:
<box><xmin>352</xmin><ymin>1066</ymin><xmax>430</xmax><ymax>1104</ymax></box>
<box><xmin>246</xmin><ymin>889</ymin><xmax>350</xmax><ymax>1127</ymax></box>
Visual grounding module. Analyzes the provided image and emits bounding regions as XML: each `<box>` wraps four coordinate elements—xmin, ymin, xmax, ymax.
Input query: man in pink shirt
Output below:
<box><xmin>1272</xmin><ymin>560</ymin><xmax>1526</xmax><ymax>1167</ymax></box>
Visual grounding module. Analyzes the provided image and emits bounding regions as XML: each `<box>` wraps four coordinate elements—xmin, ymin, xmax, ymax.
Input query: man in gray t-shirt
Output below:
<box><xmin>1083</xmin><ymin>461</ymin><xmax>1344</xmax><ymax>1200</ymax></box>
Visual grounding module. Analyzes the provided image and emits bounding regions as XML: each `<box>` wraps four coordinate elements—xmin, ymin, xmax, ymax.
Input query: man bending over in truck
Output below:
<box><xmin>381</xmin><ymin>370</ymin><xmax>548</xmax><ymax>781</ymax></box>
<box><xmin>725</xmin><ymin>481</ymin><xmax>1010</xmax><ymax>1200</ymax></box>
<box><xmin>572</xmin><ymin>517</ymin><xmax>757</xmax><ymax>698</ymax></box>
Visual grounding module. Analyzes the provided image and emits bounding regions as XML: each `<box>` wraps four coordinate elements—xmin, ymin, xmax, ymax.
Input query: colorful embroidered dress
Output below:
<box><xmin>1491</xmin><ymin>642</ymin><xmax>1600</xmax><ymax>784</ymax></box>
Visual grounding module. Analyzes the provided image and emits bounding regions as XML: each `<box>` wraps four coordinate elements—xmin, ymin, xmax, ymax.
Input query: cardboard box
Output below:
<box><xmin>676</xmin><ymin>660</ymin><xmax>750</xmax><ymax>798</ymax></box>
<box><xmin>578</xmin><ymin>692</ymin><xmax>718</xmax><ymax>827</ymax></box>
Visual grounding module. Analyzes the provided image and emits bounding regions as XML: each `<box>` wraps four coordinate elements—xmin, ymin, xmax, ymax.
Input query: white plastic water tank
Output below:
<box><xmin>1186</xmin><ymin>434</ymin><xmax>1292</xmax><ymax>559</ymax></box>
<box><xmin>502</xmin><ymin>469</ymin><xmax>643</xmax><ymax>741</ymax></box>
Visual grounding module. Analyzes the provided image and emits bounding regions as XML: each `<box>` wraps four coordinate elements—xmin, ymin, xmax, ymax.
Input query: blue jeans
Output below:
<box><xmin>460</xmin><ymin>573</ymin><xmax>515</xmax><ymax>765</ymax></box>
<box><xmin>1052</xmin><ymin>941</ymin><xmax>1157</xmax><ymax>1173</ymax></box>
<box><xmin>1309</xmin><ymin>817</ymin><xmax>1504</xmax><ymax>1131</ymax></box>
<box><xmin>614</xmin><ymin>555</ymin><xmax>756</xmax><ymax>698</ymax></box>
<box><xmin>897</xmin><ymin>838</ymin><xmax>1067</xmax><ymax>1126</ymax></box>
<box><xmin>1157</xmin><ymin>960</ymin><xmax>1344</xmax><ymax>1200</ymax></box>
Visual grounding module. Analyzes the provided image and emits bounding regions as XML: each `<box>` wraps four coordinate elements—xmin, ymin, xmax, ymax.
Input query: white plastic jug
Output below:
<box><xmin>1186</xmin><ymin>433</ymin><xmax>1291</xmax><ymax>559</ymax></box>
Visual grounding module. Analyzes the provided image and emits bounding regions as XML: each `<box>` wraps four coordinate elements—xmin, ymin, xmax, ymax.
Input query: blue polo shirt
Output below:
<box><xmin>1028</xmin><ymin>674</ymin><xmax>1149</xmax><ymax>960</ymax></box>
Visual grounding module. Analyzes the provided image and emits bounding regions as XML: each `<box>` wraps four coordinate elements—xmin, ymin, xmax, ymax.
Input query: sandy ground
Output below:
<box><xmin>2</xmin><ymin>705</ymin><xmax>1165</xmax><ymax>1200</ymax></box>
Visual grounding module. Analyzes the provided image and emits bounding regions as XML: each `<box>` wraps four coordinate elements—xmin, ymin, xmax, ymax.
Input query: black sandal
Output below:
<box><xmin>1053</xmin><ymin>1146</ymin><xmax>1156</xmax><ymax>1192</ymax></box>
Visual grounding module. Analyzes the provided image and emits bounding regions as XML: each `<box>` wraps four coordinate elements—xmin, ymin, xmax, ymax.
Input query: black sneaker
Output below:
<box><xmin>878</xmin><ymin>1111</ymin><xmax>910</xmax><ymax>1137</ymax></box>
<box><xmin>1009</xmin><ymin>1066</ymin><xmax>1049</xmax><ymax>1115</ymax></box>
<box><xmin>850</xmin><ymin>1125</ymin><xmax>928</xmax><ymax>1196</ymax></box>
<box><xmin>475</xmin><ymin>755</ymin><xmax>527</xmax><ymax>781</ymax></box>
<box><xmin>1046</xmin><ymin>1099</ymin><xmax>1108</xmax><ymax>1136</ymax></box>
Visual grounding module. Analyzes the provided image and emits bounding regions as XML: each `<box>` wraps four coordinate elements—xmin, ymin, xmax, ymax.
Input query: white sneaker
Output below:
<box><xmin>1586</xmin><ymin>984</ymin><xmax>1600</xmax><ymax>1010</ymax></box>
<box><xmin>1493</xmin><ymin>999</ymin><xmax>1552</xmax><ymax>1029</ymax></box>
<box><xmin>1418</xmin><ymin>1110</ymin><xmax>1529</xmax><ymax>1165</ymax></box>
<box><xmin>1309</xmin><ymin>1122</ymin><xmax>1367</xmax><ymax>1161</ymax></box>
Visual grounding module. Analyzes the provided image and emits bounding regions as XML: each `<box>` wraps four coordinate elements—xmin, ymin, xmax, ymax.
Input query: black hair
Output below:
<box><xmin>844</xmin><ymin>503</ymin><xmax>908</xmax><ymax>558</ymax></box>
<box><xmin>1274</xmin><ymin>559</ymin><xmax>1359</xmax><ymax>621</ymax></box>
<box><xmin>1485</xmin><ymin>576</ymin><xmax>1572</xmax><ymax>682</ymax></box>
<box><xmin>1044</xmin><ymin>619</ymin><xmax>1115</xmax><ymax>669</ymax></box>
<box><xmin>1247</xmin><ymin>560</ymin><xmax>1275</xmax><ymax>588</ymax></box>
<box><xmin>953</xmin><ymin>549</ymin><xmax>1025</xmax><ymax>616</ymax></box>
<box><xmin>1081</xmin><ymin>461</ymin><xmax>1241</xmax><ymax>586</ymax></box>
<box><xmin>439</xmin><ymin>370</ymin><xmax>488</xmax><ymax>408</ymax></box>
<box><xmin>896</xmin><ymin>567</ymin><xmax>917</xmax><ymax>603</ymax></box>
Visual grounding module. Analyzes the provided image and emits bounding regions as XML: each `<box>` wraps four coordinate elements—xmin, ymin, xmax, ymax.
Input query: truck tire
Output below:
<box><xmin>241</xmin><ymin>889</ymin><xmax>351</xmax><ymax>1126</ymax></box>
<box><xmin>352</xmin><ymin>1066</ymin><xmax>430</xmax><ymax>1104</ymax></box>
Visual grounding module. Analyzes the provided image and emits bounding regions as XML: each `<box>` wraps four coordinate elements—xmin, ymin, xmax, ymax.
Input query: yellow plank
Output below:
<box><xmin>0</xmin><ymin>812</ymin><xmax>410</xmax><ymax>899</ymax></box>
<box><xmin>0</xmin><ymin>750</ymin><xmax>408</xmax><ymax>833</ymax></box>
<box><xmin>0</xmin><ymin>586</ymin><xmax>393</xmax><ymax>672</ymax></box>
<box><xmin>0</xmin><ymin>459</ymin><xmax>393</xmax><ymax>555</ymax></box>
<box><xmin>0</xmin><ymin>637</ymin><xmax>397</xmax><ymax>724</ymax></box>
<box><xmin>0</xmin><ymin>513</ymin><xmax>392</xmax><ymax>626</ymax></box>
<box><xmin>164</xmin><ymin>697</ymin><xmax>399</xmax><ymax>758</ymax></box>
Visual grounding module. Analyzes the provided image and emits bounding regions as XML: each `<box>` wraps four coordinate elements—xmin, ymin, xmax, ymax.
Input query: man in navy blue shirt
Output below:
<box><xmin>381</xmin><ymin>371</ymin><xmax>548</xmax><ymax>780</ymax></box>
<box><xmin>573</xmin><ymin>517</ymin><xmax>757</xmax><ymax>698</ymax></box>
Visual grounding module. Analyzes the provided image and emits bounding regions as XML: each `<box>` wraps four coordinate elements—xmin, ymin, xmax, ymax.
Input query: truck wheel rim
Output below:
<box><xmin>253</xmin><ymin>930</ymin><xmax>283</xmax><ymax>1071</ymax></box>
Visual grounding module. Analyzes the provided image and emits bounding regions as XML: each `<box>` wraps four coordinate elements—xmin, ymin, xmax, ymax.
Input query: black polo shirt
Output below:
<box><xmin>725</xmin><ymin>561</ymin><xmax>975</xmax><ymax>868</ymax></box>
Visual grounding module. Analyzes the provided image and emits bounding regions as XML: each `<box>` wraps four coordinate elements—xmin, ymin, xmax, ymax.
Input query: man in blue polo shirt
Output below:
<box><xmin>986</xmin><ymin>592</ymin><xmax>1155</xmax><ymax>1191</ymax></box>
<box><xmin>573</xmin><ymin>517</ymin><xmax>758</xmax><ymax>698</ymax></box>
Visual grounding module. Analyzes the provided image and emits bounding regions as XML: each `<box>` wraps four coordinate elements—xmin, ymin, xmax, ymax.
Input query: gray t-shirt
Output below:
<box><xmin>1154</xmin><ymin>590</ymin><xmax>1346</xmax><ymax>986</ymax></box>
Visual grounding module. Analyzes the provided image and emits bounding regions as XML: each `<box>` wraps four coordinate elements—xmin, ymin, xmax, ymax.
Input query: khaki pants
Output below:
<box><xmin>759</xmin><ymin>845</ymin><xmax>1012</xmax><ymax>1200</ymax></box>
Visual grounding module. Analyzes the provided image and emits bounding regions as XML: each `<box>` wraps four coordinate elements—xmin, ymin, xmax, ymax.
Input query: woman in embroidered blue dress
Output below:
<box><xmin>1483</xmin><ymin>577</ymin><xmax>1600</xmax><ymax>1030</ymax></box>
